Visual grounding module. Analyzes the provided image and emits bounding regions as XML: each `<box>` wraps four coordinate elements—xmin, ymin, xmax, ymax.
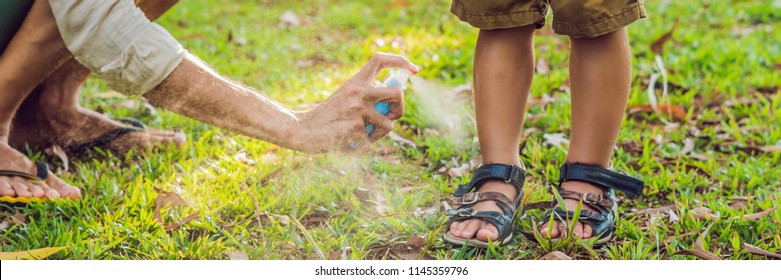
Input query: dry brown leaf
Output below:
<box><xmin>663</xmin><ymin>231</ymin><xmax>698</xmax><ymax>245</ymax></box>
<box><xmin>650</xmin><ymin>19</ymin><xmax>679</xmax><ymax>54</ymax></box>
<box><xmin>742</xmin><ymin>243</ymin><xmax>781</xmax><ymax>259</ymax></box>
<box><xmin>536</xmin><ymin>56</ymin><xmax>550</xmax><ymax>74</ymax></box>
<box><xmin>681</xmin><ymin>138</ymin><xmax>696</xmax><ymax>154</ymax></box>
<box><xmin>736</xmin><ymin>207</ymin><xmax>777</xmax><ymax>221</ymax></box>
<box><xmin>691</xmin><ymin>207</ymin><xmax>720</xmax><ymax>220</ymax></box>
<box><xmin>633</xmin><ymin>204</ymin><xmax>677</xmax><ymax>215</ymax></box>
<box><xmin>155</xmin><ymin>188</ymin><xmax>188</xmax><ymax>208</ymax></box>
<box><xmin>388</xmin><ymin>131</ymin><xmax>416</xmax><ymax>148</ymax></box>
<box><xmin>759</xmin><ymin>145</ymin><xmax>781</xmax><ymax>152</ymax></box>
<box><xmin>730</xmin><ymin>196</ymin><xmax>749</xmax><ymax>210</ymax></box>
<box><xmin>674</xmin><ymin>225</ymin><xmax>721</xmax><ymax>260</ymax></box>
<box><xmin>227</xmin><ymin>251</ymin><xmax>249</xmax><ymax>260</ymax></box>
<box><xmin>446</xmin><ymin>162</ymin><xmax>472</xmax><ymax>178</ymax></box>
<box><xmin>540</xmin><ymin>251</ymin><xmax>573</xmax><ymax>260</ymax></box>
<box><xmin>406</xmin><ymin>236</ymin><xmax>426</xmax><ymax>249</ymax></box>
<box><xmin>165</xmin><ymin>211</ymin><xmax>200</xmax><ymax>232</ymax></box>
<box><xmin>628</xmin><ymin>104</ymin><xmax>687</xmax><ymax>121</ymax></box>
<box><xmin>11</xmin><ymin>212</ymin><xmax>26</xmax><ymax>226</ymax></box>
<box><xmin>0</xmin><ymin>221</ymin><xmax>9</xmax><ymax>231</ymax></box>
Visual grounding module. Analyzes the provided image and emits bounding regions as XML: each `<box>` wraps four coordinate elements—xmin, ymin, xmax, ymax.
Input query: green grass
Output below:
<box><xmin>2</xmin><ymin>0</ymin><xmax>780</xmax><ymax>260</ymax></box>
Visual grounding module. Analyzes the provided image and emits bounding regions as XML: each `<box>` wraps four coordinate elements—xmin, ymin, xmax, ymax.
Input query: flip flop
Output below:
<box><xmin>0</xmin><ymin>161</ymin><xmax>50</xmax><ymax>203</ymax></box>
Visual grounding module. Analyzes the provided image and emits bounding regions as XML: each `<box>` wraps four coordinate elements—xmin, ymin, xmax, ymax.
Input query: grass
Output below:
<box><xmin>1</xmin><ymin>0</ymin><xmax>780</xmax><ymax>260</ymax></box>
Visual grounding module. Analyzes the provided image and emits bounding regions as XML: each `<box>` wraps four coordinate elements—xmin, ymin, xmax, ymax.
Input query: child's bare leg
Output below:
<box><xmin>448</xmin><ymin>25</ymin><xmax>535</xmax><ymax>242</ymax></box>
<box><xmin>539</xmin><ymin>28</ymin><xmax>632</xmax><ymax>238</ymax></box>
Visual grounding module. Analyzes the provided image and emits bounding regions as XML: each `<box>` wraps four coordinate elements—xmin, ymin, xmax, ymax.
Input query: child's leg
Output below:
<box><xmin>539</xmin><ymin>27</ymin><xmax>633</xmax><ymax>238</ymax></box>
<box><xmin>448</xmin><ymin>25</ymin><xmax>535</xmax><ymax>242</ymax></box>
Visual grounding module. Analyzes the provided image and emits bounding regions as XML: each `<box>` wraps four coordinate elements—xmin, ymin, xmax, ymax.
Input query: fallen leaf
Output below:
<box><xmin>388</xmin><ymin>131</ymin><xmax>416</xmax><ymax>148</ymax></box>
<box><xmin>0</xmin><ymin>221</ymin><xmax>9</xmax><ymax>230</ymax></box>
<box><xmin>155</xmin><ymin>188</ymin><xmax>188</xmax><ymax>208</ymax></box>
<box><xmin>280</xmin><ymin>10</ymin><xmax>301</xmax><ymax>26</ymax></box>
<box><xmin>543</xmin><ymin>133</ymin><xmax>570</xmax><ymax>148</ymax></box>
<box><xmin>165</xmin><ymin>211</ymin><xmax>200</xmax><ymax>232</ymax></box>
<box><xmin>742</xmin><ymin>243</ymin><xmax>781</xmax><ymax>259</ymax></box>
<box><xmin>730</xmin><ymin>196</ymin><xmax>749</xmax><ymax>210</ymax></box>
<box><xmin>674</xmin><ymin>225</ymin><xmax>720</xmax><ymax>260</ymax></box>
<box><xmin>663</xmin><ymin>231</ymin><xmax>698</xmax><ymax>245</ymax></box>
<box><xmin>628</xmin><ymin>104</ymin><xmax>687</xmax><ymax>121</ymax></box>
<box><xmin>736</xmin><ymin>207</ymin><xmax>777</xmax><ymax>220</ymax></box>
<box><xmin>11</xmin><ymin>211</ymin><xmax>26</xmax><ymax>226</ymax></box>
<box><xmin>536</xmin><ymin>56</ymin><xmax>550</xmax><ymax>74</ymax></box>
<box><xmin>668</xmin><ymin>209</ymin><xmax>680</xmax><ymax>223</ymax></box>
<box><xmin>690</xmin><ymin>207</ymin><xmax>720</xmax><ymax>220</ymax></box>
<box><xmin>633</xmin><ymin>204</ymin><xmax>677</xmax><ymax>215</ymax></box>
<box><xmin>650</xmin><ymin>19</ymin><xmax>679</xmax><ymax>54</ymax></box>
<box><xmin>446</xmin><ymin>162</ymin><xmax>472</xmax><ymax>178</ymax></box>
<box><xmin>681</xmin><ymin>138</ymin><xmax>695</xmax><ymax>154</ymax></box>
<box><xmin>758</xmin><ymin>145</ymin><xmax>781</xmax><ymax>153</ymax></box>
<box><xmin>227</xmin><ymin>251</ymin><xmax>249</xmax><ymax>260</ymax></box>
<box><xmin>0</xmin><ymin>246</ymin><xmax>68</xmax><ymax>260</ymax></box>
<box><xmin>540</xmin><ymin>251</ymin><xmax>573</xmax><ymax>260</ymax></box>
<box><xmin>406</xmin><ymin>236</ymin><xmax>426</xmax><ymax>249</ymax></box>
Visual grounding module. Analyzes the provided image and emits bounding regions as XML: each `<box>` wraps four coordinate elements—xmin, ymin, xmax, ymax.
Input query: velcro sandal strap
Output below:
<box><xmin>558</xmin><ymin>188</ymin><xmax>613</xmax><ymax>209</ymax></box>
<box><xmin>454</xmin><ymin>164</ymin><xmax>526</xmax><ymax>196</ymax></box>
<box><xmin>453</xmin><ymin>191</ymin><xmax>515</xmax><ymax>209</ymax></box>
<box><xmin>559</xmin><ymin>162</ymin><xmax>644</xmax><ymax>196</ymax></box>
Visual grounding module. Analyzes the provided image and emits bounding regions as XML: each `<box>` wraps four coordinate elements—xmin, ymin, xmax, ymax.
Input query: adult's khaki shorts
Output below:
<box><xmin>450</xmin><ymin>0</ymin><xmax>647</xmax><ymax>38</ymax></box>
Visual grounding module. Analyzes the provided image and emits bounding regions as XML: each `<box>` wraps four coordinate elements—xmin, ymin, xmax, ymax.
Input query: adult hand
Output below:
<box><xmin>289</xmin><ymin>53</ymin><xmax>419</xmax><ymax>153</ymax></box>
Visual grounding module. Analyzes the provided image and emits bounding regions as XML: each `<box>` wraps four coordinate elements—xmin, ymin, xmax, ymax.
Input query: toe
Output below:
<box><xmin>26</xmin><ymin>181</ymin><xmax>46</xmax><ymax>198</ymax></box>
<box><xmin>475</xmin><ymin>221</ymin><xmax>499</xmax><ymax>242</ymax></box>
<box><xmin>448</xmin><ymin>221</ymin><xmax>462</xmax><ymax>236</ymax></box>
<box><xmin>459</xmin><ymin>219</ymin><xmax>481</xmax><ymax>239</ymax></box>
<box><xmin>0</xmin><ymin>180</ymin><xmax>15</xmax><ymax>197</ymax></box>
<box><xmin>10</xmin><ymin>182</ymin><xmax>33</xmax><ymax>198</ymax></box>
<box><xmin>573</xmin><ymin>222</ymin><xmax>584</xmax><ymax>238</ymax></box>
<box><xmin>582</xmin><ymin>224</ymin><xmax>594</xmax><ymax>239</ymax></box>
<box><xmin>45</xmin><ymin>173</ymin><xmax>81</xmax><ymax>199</ymax></box>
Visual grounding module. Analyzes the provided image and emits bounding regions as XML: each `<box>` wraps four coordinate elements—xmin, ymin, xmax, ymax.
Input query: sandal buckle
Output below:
<box><xmin>456</xmin><ymin>208</ymin><xmax>476</xmax><ymax>217</ymax></box>
<box><xmin>582</xmin><ymin>192</ymin><xmax>604</xmax><ymax>205</ymax></box>
<box><xmin>461</xmin><ymin>192</ymin><xmax>480</xmax><ymax>205</ymax></box>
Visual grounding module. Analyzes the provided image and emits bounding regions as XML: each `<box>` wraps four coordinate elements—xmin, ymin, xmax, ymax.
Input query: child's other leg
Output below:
<box><xmin>448</xmin><ymin>25</ymin><xmax>535</xmax><ymax>242</ymax></box>
<box><xmin>539</xmin><ymin>27</ymin><xmax>633</xmax><ymax>238</ymax></box>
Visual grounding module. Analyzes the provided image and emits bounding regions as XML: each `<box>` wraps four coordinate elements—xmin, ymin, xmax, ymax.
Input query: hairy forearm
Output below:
<box><xmin>143</xmin><ymin>55</ymin><xmax>301</xmax><ymax>148</ymax></box>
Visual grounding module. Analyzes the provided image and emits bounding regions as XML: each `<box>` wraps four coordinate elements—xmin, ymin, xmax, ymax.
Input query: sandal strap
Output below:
<box><xmin>558</xmin><ymin>188</ymin><xmax>613</xmax><ymax>210</ymax></box>
<box><xmin>543</xmin><ymin>208</ymin><xmax>614</xmax><ymax>236</ymax></box>
<box><xmin>560</xmin><ymin>162</ymin><xmax>644</xmax><ymax>196</ymax></box>
<box><xmin>454</xmin><ymin>164</ymin><xmax>525</xmax><ymax>197</ymax></box>
<box><xmin>453</xmin><ymin>191</ymin><xmax>515</xmax><ymax>209</ymax></box>
<box><xmin>446</xmin><ymin>208</ymin><xmax>513</xmax><ymax>235</ymax></box>
<box><xmin>0</xmin><ymin>161</ymin><xmax>49</xmax><ymax>181</ymax></box>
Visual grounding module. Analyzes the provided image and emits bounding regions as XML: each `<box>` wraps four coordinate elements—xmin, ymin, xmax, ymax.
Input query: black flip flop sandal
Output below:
<box><xmin>537</xmin><ymin>162</ymin><xmax>644</xmax><ymax>246</ymax></box>
<box><xmin>443</xmin><ymin>163</ymin><xmax>526</xmax><ymax>248</ymax></box>
<box><xmin>0</xmin><ymin>161</ymin><xmax>50</xmax><ymax>203</ymax></box>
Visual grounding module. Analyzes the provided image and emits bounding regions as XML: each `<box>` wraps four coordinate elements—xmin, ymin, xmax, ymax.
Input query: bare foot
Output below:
<box><xmin>10</xmin><ymin>102</ymin><xmax>186</xmax><ymax>155</ymax></box>
<box><xmin>538</xmin><ymin>180</ymin><xmax>604</xmax><ymax>238</ymax></box>
<box><xmin>0</xmin><ymin>143</ymin><xmax>81</xmax><ymax>200</ymax></box>
<box><xmin>447</xmin><ymin>180</ymin><xmax>518</xmax><ymax>242</ymax></box>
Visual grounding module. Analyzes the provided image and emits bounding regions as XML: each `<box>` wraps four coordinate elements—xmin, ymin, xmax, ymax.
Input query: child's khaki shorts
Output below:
<box><xmin>450</xmin><ymin>0</ymin><xmax>646</xmax><ymax>38</ymax></box>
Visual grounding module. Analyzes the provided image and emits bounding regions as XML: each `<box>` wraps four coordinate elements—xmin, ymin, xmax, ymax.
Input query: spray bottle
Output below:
<box><xmin>349</xmin><ymin>68</ymin><xmax>412</xmax><ymax>150</ymax></box>
<box><xmin>365</xmin><ymin>68</ymin><xmax>413</xmax><ymax>135</ymax></box>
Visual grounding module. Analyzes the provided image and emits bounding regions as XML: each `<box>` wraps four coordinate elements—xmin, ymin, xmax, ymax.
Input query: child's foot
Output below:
<box><xmin>539</xmin><ymin>180</ymin><xmax>603</xmax><ymax>238</ymax></box>
<box><xmin>447</xmin><ymin>180</ymin><xmax>519</xmax><ymax>242</ymax></box>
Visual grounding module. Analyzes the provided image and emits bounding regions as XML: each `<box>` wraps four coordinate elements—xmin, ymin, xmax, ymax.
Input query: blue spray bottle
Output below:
<box><xmin>350</xmin><ymin>69</ymin><xmax>412</xmax><ymax>150</ymax></box>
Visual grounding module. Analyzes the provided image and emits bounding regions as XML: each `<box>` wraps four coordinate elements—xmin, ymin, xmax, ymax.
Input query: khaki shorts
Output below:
<box><xmin>450</xmin><ymin>0</ymin><xmax>646</xmax><ymax>38</ymax></box>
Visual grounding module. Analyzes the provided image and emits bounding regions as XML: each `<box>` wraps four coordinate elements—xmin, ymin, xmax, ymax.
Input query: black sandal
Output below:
<box><xmin>0</xmin><ymin>161</ymin><xmax>50</xmax><ymax>203</ymax></box>
<box><xmin>538</xmin><ymin>162</ymin><xmax>644</xmax><ymax>246</ymax></box>
<box><xmin>443</xmin><ymin>163</ymin><xmax>526</xmax><ymax>248</ymax></box>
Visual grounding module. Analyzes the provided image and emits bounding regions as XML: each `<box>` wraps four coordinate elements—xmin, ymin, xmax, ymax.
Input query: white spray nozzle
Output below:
<box><xmin>383</xmin><ymin>69</ymin><xmax>413</xmax><ymax>89</ymax></box>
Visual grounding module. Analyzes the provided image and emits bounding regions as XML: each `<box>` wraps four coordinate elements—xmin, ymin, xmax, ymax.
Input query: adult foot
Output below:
<box><xmin>447</xmin><ymin>180</ymin><xmax>519</xmax><ymax>242</ymax></box>
<box><xmin>0</xmin><ymin>143</ymin><xmax>81</xmax><ymax>200</ymax></box>
<box><xmin>10</xmin><ymin>97</ymin><xmax>186</xmax><ymax>156</ymax></box>
<box><xmin>538</xmin><ymin>180</ymin><xmax>604</xmax><ymax>238</ymax></box>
